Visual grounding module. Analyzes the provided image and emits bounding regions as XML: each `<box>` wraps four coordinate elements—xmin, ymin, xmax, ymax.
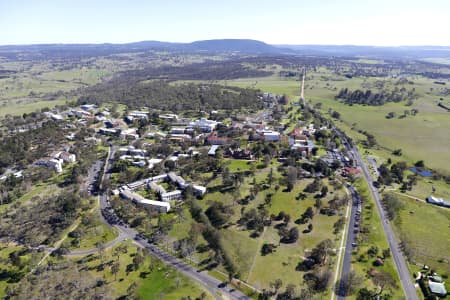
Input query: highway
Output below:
<box><xmin>351</xmin><ymin>143</ymin><xmax>418</xmax><ymax>300</ymax></box>
<box><xmin>333</xmin><ymin>127</ymin><xmax>418</xmax><ymax>299</ymax></box>
<box><xmin>97</xmin><ymin>145</ymin><xmax>249</xmax><ymax>300</ymax></box>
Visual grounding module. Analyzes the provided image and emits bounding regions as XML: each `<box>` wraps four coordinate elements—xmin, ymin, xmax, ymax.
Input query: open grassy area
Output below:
<box><xmin>65</xmin><ymin>219</ymin><xmax>118</xmax><ymax>251</ymax></box>
<box><xmin>164</xmin><ymin>161</ymin><xmax>347</xmax><ymax>293</ymax></box>
<box><xmin>389</xmin><ymin>193</ymin><xmax>450</xmax><ymax>277</ymax></box>
<box><xmin>218</xmin><ymin>74</ymin><xmax>450</xmax><ymax>176</ymax></box>
<box><xmin>78</xmin><ymin>240</ymin><xmax>213</xmax><ymax>299</ymax></box>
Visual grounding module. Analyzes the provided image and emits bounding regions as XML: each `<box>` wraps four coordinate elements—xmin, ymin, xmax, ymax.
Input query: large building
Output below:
<box><xmin>120</xmin><ymin>189</ymin><xmax>170</xmax><ymax>213</ymax></box>
<box><xmin>189</xmin><ymin>118</ymin><xmax>219</xmax><ymax>133</ymax></box>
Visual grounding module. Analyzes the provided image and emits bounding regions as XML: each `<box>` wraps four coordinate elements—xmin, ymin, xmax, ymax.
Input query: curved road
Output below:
<box><xmin>92</xmin><ymin>145</ymin><xmax>249</xmax><ymax>300</ymax></box>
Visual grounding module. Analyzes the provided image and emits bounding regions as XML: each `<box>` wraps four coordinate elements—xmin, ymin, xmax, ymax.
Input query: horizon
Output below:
<box><xmin>1</xmin><ymin>0</ymin><xmax>450</xmax><ymax>47</ymax></box>
<box><xmin>2</xmin><ymin>38</ymin><xmax>450</xmax><ymax>48</ymax></box>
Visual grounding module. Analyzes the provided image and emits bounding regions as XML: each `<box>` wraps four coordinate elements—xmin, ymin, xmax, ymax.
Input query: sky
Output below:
<box><xmin>1</xmin><ymin>0</ymin><xmax>450</xmax><ymax>46</ymax></box>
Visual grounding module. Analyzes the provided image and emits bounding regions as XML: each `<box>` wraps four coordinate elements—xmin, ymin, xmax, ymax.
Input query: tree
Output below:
<box><xmin>311</xmin><ymin>239</ymin><xmax>333</xmax><ymax>265</ymax></box>
<box><xmin>96</xmin><ymin>241</ymin><xmax>105</xmax><ymax>263</ymax></box>
<box><xmin>127</xmin><ymin>281</ymin><xmax>138</xmax><ymax>296</ymax></box>
<box><xmin>270</xmin><ymin>278</ymin><xmax>283</xmax><ymax>295</ymax></box>
<box><xmin>367</xmin><ymin>245</ymin><xmax>379</xmax><ymax>258</ymax></box>
<box><xmin>335</xmin><ymin>271</ymin><xmax>363</xmax><ymax>296</ymax></box>
<box><xmin>414</xmin><ymin>160</ymin><xmax>425</xmax><ymax>168</ymax></box>
<box><xmin>372</xmin><ymin>271</ymin><xmax>396</xmax><ymax>296</ymax></box>
<box><xmin>331</xmin><ymin>111</ymin><xmax>341</xmax><ymax>119</ymax></box>
<box><xmin>320</xmin><ymin>185</ymin><xmax>328</xmax><ymax>197</ymax></box>
<box><xmin>132</xmin><ymin>249</ymin><xmax>144</xmax><ymax>270</ymax></box>
<box><xmin>286</xmin><ymin>166</ymin><xmax>298</xmax><ymax>192</ymax></box>
<box><xmin>283</xmin><ymin>284</ymin><xmax>296</xmax><ymax>299</ymax></box>
<box><xmin>111</xmin><ymin>260</ymin><xmax>120</xmax><ymax>281</ymax></box>
<box><xmin>356</xmin><ymin>288</ymin><xmax>375</xmax><ymax>300</ymax></box>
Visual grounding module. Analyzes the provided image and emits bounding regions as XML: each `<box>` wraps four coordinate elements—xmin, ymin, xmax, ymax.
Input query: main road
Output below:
<box><xmin>333</xmin><ymin>128</ymin><xmax>418</xmax><ymax>300</ymax></box>
<box><xmin>96</xmin><ymin>145</ymin><xmax>249</xmax><ymax>300</ymax></box>
<box><xmin>351</xmin><ymin>143</ymin><xmax>418</xmax><ymax>300</ymax></box>
<box><xmin>335</xmin><ymin>186</ymin><xmax>360</xmax><ymax>300</ymax></box>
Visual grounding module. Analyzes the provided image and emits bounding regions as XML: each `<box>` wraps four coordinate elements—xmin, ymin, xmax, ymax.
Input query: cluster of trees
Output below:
<box><xmin>336</xmin><ymin>88</ymin><xmax>417</xmax><ymax>106</ymax></box>
<box><xmin>381</xmin><ymin>193</ymin><xmax>404</xmax><ymax>221</ymax></box>
<box><xmin>187</xmin><ymin>200</ymin><xmax>238</xmax><ymax>279</ymax></box>
<box><xmin>378</xmin><ymin>161</ymin><xmax>419</xmax><ymax>191</ymax></box>
<box><xmin>0</xmin><ymin>121</ymin><xmax>66</xmax><ymax>171</ymax></box>
<box><xmin>0</xmin><ymin>188</ymin><xmax>83</xmax><ymax>246</ymax></box>
<box><xmin>239</xmin><ymin>207</ymin><xmax>269</xmax><ymax>237</ymax></box>
<box><xmin>78</xmin><ymin>80</ymin><xmax>263</xmax><ymax>112</ymax></box>
<box><xmin>118</xmin><ymin>59</ymin><xmax>272</xmax><ymax>81</ymax></box>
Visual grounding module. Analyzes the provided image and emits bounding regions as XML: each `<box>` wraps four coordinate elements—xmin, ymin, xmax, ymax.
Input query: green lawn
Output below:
<box><xmin>80</xmin><ymin>240</ymin><xmax>214</xmax><ymax>299</ymax></box>
<box><xmin>390</xmin><ymin>193</ymin><xmax>450</xmax><ymax>276</ymax></box>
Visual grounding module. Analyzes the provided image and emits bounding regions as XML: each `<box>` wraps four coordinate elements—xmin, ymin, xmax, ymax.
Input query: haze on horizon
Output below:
<box><xmin>1</xmin><ymin>0</ymin><xmax>450</xmax><ymax>46</ymax></box>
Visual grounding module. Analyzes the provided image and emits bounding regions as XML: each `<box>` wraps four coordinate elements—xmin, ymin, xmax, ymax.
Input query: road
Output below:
<box><xmin>336</xmin><ymin>186</ymin><xmax>360</xmax><ymax>299</ymax></box>
<box><xmin>96</xmin><ymin>145</ymin><xmax>249</xmax><ymax>300</ymax></box>
<box><xmin>351</xmin><ymin>142</ymin><xmax>419</xmax><ymax>300</ymax></box>
<box><xmin>330</xmin><ymin>127</ymin><xmax>418</xmax><ymax>299</ymax></box>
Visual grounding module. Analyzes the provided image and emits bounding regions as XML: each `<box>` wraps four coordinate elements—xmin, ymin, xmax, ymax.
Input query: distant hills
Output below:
<box><xmin>1</xmin><ymin>38</ymin><xmax>450</xmax><ymax>60</ymax></box>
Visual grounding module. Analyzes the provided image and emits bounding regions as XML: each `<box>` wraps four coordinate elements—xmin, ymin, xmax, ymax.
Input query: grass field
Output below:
<box><xmin>165</xmin><ymin>161</ymin><xmax>346</xmax><ymax>293</ymax></box>
<box><xmin>65</xmin><ymin>220</ymin><xmax>118</xmax><ymax>251</ymax></box>
<box><xmin>79</xmin><ymin>240</ymin><xmax>213</xmax><ymax>299</ymax></box>
<box><xmin>389</xmin><ymin>193</ymin><xmax>450</xmax><ymax>276</ymax></box>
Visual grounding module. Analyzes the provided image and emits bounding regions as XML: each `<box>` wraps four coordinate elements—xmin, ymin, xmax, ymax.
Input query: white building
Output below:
<box><xmin>193</xmin><ymin>185</ymin><xmax>207</xmax><ymax>196</ymax></box>
<box><xmin>159</xmin><ymin>114</ymin><xmax>178</xmax><ymax>121</ymax></box>
<box><xmin>120</xmin><ymin>189</ymin><xmax>170</xmax><ymax>213</ymax></box>
<box><xmin>189</xmin><ymin>118</ymin><xmax>219</xmax><ymax>133</ymax></box>
<box><xmin>259</xmin><ymin>130</ymin><xmax>280</xmax><ymax>142</ymax></box>
<box><xmin>161</xmin><ymin>190</ymin><xmax>183</xmax><ymax>201</ymax></box>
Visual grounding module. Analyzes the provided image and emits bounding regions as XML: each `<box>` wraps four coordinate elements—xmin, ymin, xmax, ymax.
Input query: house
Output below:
<box><xmin>128</xmin><ymin>111</ymin><xmax>149</xmax><ymax>120</ymax></box>
<box><xmin>147</xmin><ymin>158</ymin><xmax>163</xmax><ymax>169</ymax></box>
<box><xmin>189</xmin><ymin>118</ymin><xmax>219</xmax><ymax>133</ymax></box>
<box><xmin>59</xmin><ymin>152</ymin><xmax>76</xmax><ymax>163</ymax></box>
<box><xmin>170</xmin><ymin>127</ymin><xmax>186</xmax><ymax>134</ymax></box>
<box><xmin>428</xmin><ymin>281</ymin><xmax>447</xmax><ymax>297</ymax></box>
<box><xmin>132</xmin><ymin>161</ymin><xmax>146</xmax><ymax>168</ymax></box>
<box><xmin>193</xmin><ymin>185</ymin><xmax>207</xmax><ymax>196</ymax></box>
<box><xmin>260</xmin><ymin>130</ymin><xmax>280</xmax><ymax>142</ymax></box>
<box><xmin>343</xmin><ymin>166</ymin><xmax>361</xmax><ymax>177</ymax></box>
<box><xmin>208</xmin><ymin>145</ymin><xmax>220</xmax><ymax>156</ymax></box>
<box><xmin>36</xmin><ymin>158</ymin><xmax>63</xmax><ymax>173</ymax></box>
<box><xmin>80</xmin><ymin>104</ymin><xmax>97</xmax><ymax>111</ymax></box>
<box><xmin>426</xmin><ymin>196</ymin><xmax>450</xmax><ymax>207</ymax></box>
<box><xmin>207</xmin><ymin>133</ymin><xmax>230</xmax><ymax>145</ymax></box>
<box><xmin>159</xmin><ymin>114</ymin><xmax>178</xmax><ymax>121</ymax></box>
<box><xmin>120</xmin><ymin>128</ymin><xmax>139</xmax><ymax>140</ymax></box>
<box><xmin>99</xmin><ymin>127</ymin><xmax>120</xmax><ymax>136</ymax></box>
<box><xmin>73</xmin><ymin>110</ymin><xmax>93</xmax><ymax>118</ymax></box>
<box><xmin>226</xmin><ymin>148</ymin><xmax>254</xmax><ymax>160</ymax></box>
<box><xmin>169</xmin><ymin>134</ymin><xmax>192</xmax><ymax>142</ymax></box>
